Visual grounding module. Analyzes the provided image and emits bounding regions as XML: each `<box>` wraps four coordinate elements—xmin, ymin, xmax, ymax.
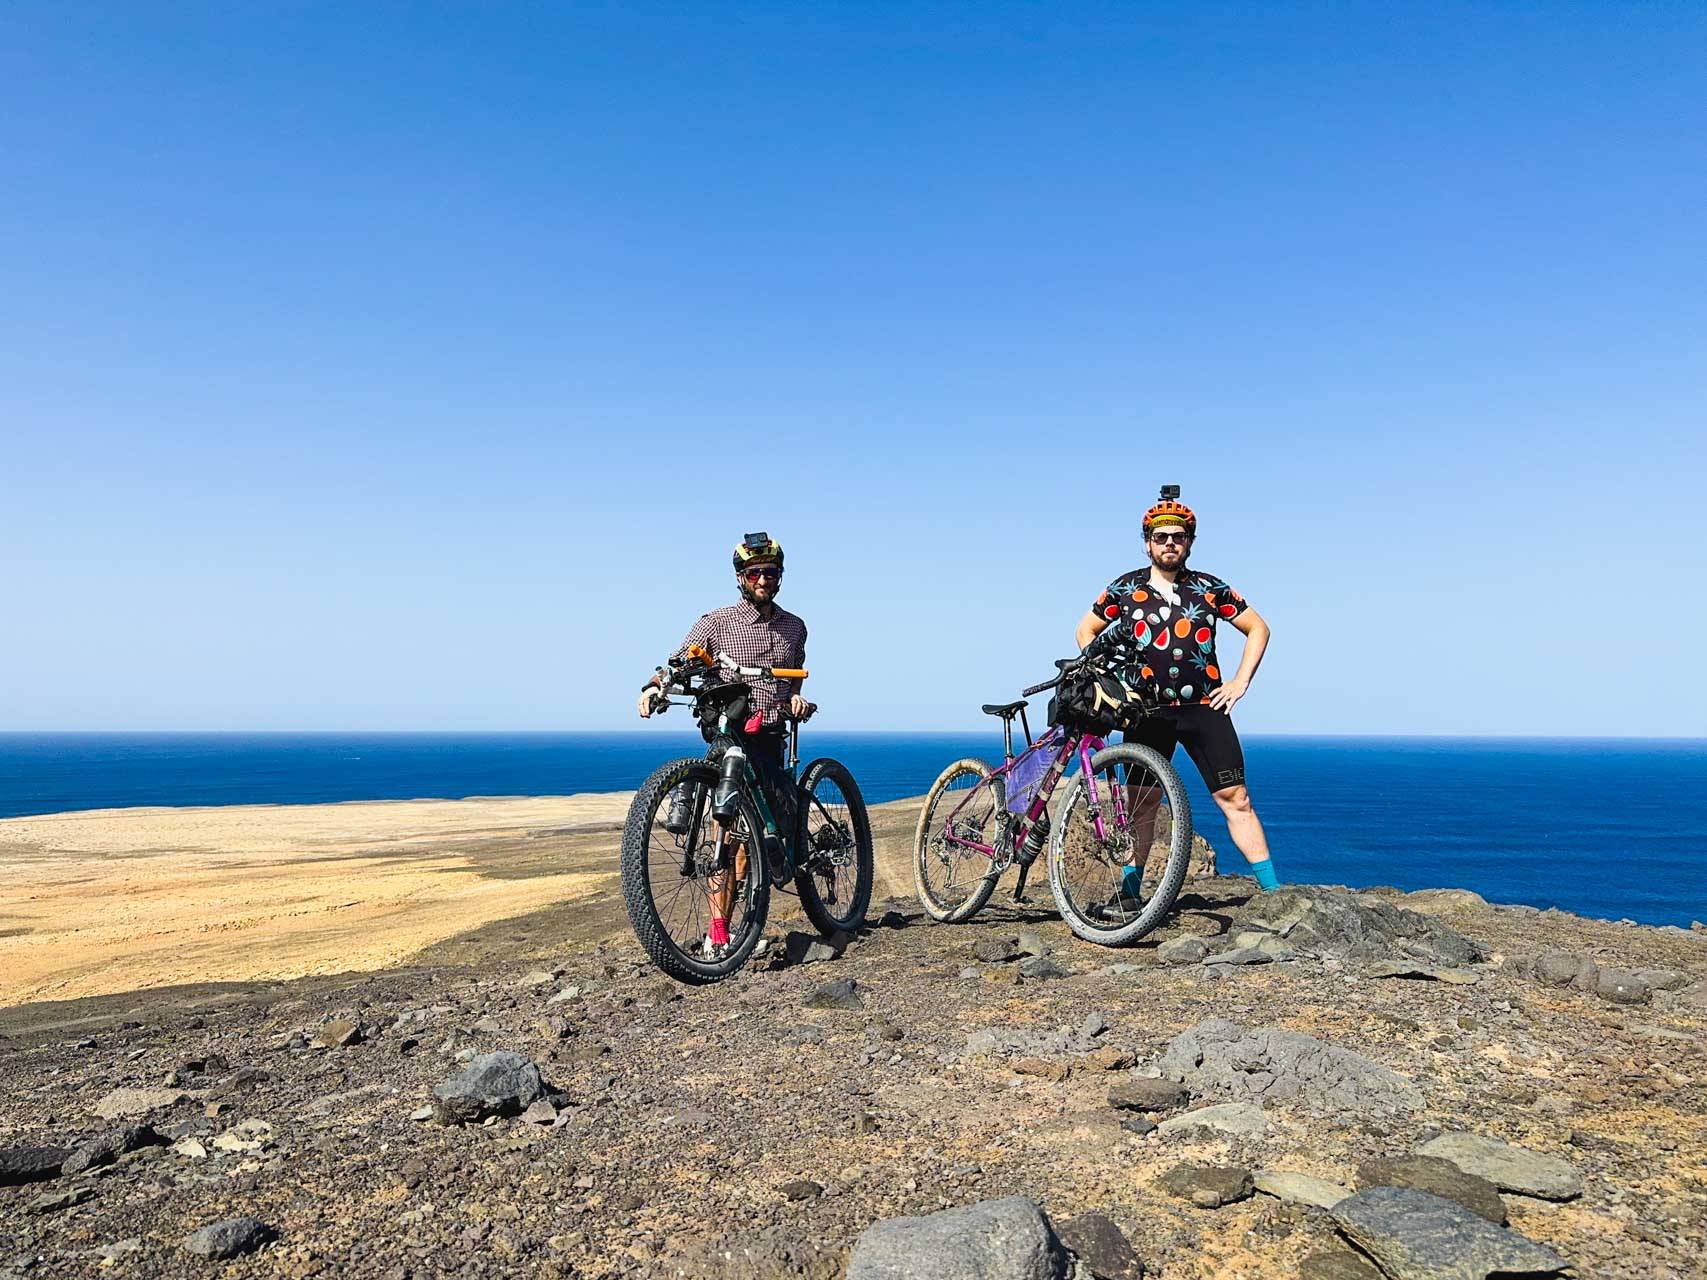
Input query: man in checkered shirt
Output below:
<box><xmin>638</xmin><ymin>533</ymin><xmax>810</xmax><ymax>952</ymax></box>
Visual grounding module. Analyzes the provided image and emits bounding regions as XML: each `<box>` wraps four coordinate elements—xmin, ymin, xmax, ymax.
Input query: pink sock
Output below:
<box><xmin>707</xmin><ymin>917</ymin><xmax>730</xmax><ymax>946</ymax></box>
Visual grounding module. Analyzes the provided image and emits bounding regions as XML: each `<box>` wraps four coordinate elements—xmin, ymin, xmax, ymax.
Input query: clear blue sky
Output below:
<box><xmin>4</xmin><ymin>3</ymin><xmax>1703</xmax><ymax>734</ymax></box>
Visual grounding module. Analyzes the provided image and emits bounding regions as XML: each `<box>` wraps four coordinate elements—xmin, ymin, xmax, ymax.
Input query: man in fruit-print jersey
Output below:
<box><xmin>1075</xmin><ymin>490</ymin><xmax>1278</xmax><ymax>917</ymax></box>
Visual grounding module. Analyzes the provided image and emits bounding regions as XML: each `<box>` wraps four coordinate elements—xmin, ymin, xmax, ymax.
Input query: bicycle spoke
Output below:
<box><xmin>917</xmin><ymin>763</ymin><xmax>1001</xmax><ymax>916</ymax></box>
<box><xmin>1056</xmin><ymin>758</ymin><xmax>1175</xmax><ymax>925</ymax></box>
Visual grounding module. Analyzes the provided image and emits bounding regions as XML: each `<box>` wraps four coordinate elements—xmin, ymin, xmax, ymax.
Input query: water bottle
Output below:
<box><xmin>711</xmin><ymin>745</ymin><xmax>746</xmax><ymax>821</ymax></box>
<box><xmin>1019</xmin><ymin>812</ymin><xmax>1050</xmax><ymax>863</ymax></box>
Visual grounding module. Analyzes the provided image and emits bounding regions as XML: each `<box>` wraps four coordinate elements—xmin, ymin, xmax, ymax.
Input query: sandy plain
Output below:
<box><xmin>0</xmin><ymin>793</ymin><xmax>922</xmax><ymax>1010</ymax></box>
<box><xmin>0</xmin><ymin>795</ymin><xmax>635</xmax><ymax>1007</ymax></box>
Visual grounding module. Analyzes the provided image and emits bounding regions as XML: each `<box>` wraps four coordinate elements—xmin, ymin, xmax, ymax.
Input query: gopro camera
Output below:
<box><xmin>1159</xmin><ymin>484</ymin><xmax>1181</xmax><ymax>501</ymax></box>
<box><xmin>742</xmin><ymin>531</ymin><xmax>771</xmax><ymax>550</ymax></box>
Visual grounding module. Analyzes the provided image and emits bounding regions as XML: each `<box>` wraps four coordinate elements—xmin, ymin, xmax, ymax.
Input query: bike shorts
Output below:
<box><xmin>1123</xmin><ymin>704</ymin><xmax>1246</xmax><ymax>793</ymax></box>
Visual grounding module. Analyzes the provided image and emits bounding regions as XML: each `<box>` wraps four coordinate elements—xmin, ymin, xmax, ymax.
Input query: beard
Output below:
<box><xmin>738</xmin><ymin>577</ymin><xmax>780</xmax><ymax>607</ymax></box>
<box><xmin>1148</xmin><ymin>543</ymin><xmax>1189</xmax><ymax>571</ymax></box>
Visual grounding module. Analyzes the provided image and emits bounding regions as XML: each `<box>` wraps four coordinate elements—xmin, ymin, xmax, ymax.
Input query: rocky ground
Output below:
<box><xmin>4</xmin><ymin>807</ymin><xmax>1707</xmax><ymax>1278</ymax></box>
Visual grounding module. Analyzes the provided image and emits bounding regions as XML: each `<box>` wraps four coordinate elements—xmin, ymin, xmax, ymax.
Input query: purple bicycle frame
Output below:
<box><xmin>939</xmin><ymin>725</ymin><xmax>1127</xmax><ymax>862</ymax></box>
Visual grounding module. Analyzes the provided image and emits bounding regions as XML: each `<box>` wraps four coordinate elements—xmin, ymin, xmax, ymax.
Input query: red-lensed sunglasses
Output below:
<box><xmin>742</xmin><ymin>567</ymin><xmax>782</xmax><ymax>582</ymax></box>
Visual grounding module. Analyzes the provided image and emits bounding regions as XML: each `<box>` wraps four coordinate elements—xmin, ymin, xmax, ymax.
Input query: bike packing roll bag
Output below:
<box><xmin>1049</xmin><ymin>664</ymin><xmax>1151</xmax><ymax>734</ymax></box>
<box><xmin>1003</xmin><ymin>745</ymin><xmax>1053</xmax><ymax>815</ymax></box>
<box><xmin>695</xmin><ymin>683</ymin><xmax>752</xmax><ymax>742</ymax></box>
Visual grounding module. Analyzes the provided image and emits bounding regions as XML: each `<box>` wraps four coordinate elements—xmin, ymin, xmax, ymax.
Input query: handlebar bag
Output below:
<box><xmin>1048</xmin><ymin>665</ymin><xmax>1153</xmax><ymax>734</ymax></box>
<box><xmin>695</xmin><ymin>682</ymin><xmax>753</xmax><ymax>742</ymax></box>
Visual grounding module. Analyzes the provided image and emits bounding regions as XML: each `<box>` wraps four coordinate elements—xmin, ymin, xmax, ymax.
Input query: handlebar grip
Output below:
<box><xmin>769</xmin><ymin>668</ymin><xmax>808</xmax><ymax>679</ymax></box>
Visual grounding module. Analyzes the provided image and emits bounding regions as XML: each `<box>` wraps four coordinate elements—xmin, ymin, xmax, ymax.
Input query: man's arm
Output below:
<box><xmin>1075</xmin><ymin>610</ymin><xmax>1110</xmax><ymax>651</ymax></box>
<box><xmin>640</xmin><ymin>614</ymin><xmax>716</xmax><ymax>718</ymax></box>
<box><xmin>787</xmin><ymin>623</ymin><xmax>810</xmax><ymax>719</ymax></box>
<box><xmin>1206</xmin><ymin>607</ymin><xmax>1270</xmax><ymax>713</ymax></box>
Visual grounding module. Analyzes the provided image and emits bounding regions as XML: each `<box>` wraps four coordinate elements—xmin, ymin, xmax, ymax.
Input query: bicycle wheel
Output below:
<box><xmin>913</xmin><ymin>758</ymin><xmax>1007</xmax><ymax>924</ymax></box>
<box><xmin>1048</xmin><ymin>742</ymin><xmax>1191</xmax><ymax>946</ymax></box>
<box><xmin>794</xmin><ymin>758</ymin><xmax>874</xmax><ymax>936</ymax></box>
<box><xmin>621</xmin><ymin>758</ymin><xmax>772</xmax><ymax>983</ymax></box>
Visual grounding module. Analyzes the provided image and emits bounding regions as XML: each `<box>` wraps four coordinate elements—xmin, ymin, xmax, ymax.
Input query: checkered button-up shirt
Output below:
<box><xmin>678</xmin><ymin>600</ymin><xmax>809</xmax><ymax>727</ymax></box>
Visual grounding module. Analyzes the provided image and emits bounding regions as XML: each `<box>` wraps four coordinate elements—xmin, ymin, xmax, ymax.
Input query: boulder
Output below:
<box><xmin>313</xmin><ymin>1019</ymin><xmax>362</xmax><ymax>1049</ymax></box>
<box><xmin>785</xmin><ymin>931</ymin><xmax>845</xmax><ymax>966</ymax></box>
<box><xmin>1056</xmin><ymin>1212</ymin><xmax>1142</xmax><ymax>1279</ymax></box>
<box><xmin>1254</xmin><ymin>1169</ymin><xmax>1352</xmax><ymax>1209</ymax></box>
<box><xmin>1234</xmin><ymin>886</ymin><xmax>1484</xmax><ymax>966</ymax></box>
<box><xmin>182</xmin><ymin>1217</ymin><xmax>278</xmax><ymax>1261</ymax></box>
<box><xmin>973</xmin><ymin>936</ymin><xmax>1022</xmax><ymax>963</ymax></box>
<box><xmin>62</xmin><ymin>1126</ymin><xmax>164</xmax><ymax>1176</ymax></box>
<box><xmin>1157</xmin><ymin>1102</ymin><xmax>1270</xmax><ymax>1138</ymax></box>
<box><xmin>1595</xmin><ymin>968</ymin><xmax>1650</xmax><ymax>1005</ymax></box>
<box><xmin>847</xmin><ymin>1195</ymin><xmax>1067</xmax><ymax>1280</ymax></box>
<box><xmin>1018</xmin><ymin>956</ymin><xmax>1070</xmax><ymax>981</ymax></box>
<box><xmin>1356</xmin><ymin>1154</ymin><xmax>1507</xmax><ymax>1225</ymax></box>
<box><xmin>1157</xmin><ymin>1018</ymin><xmax>1422</xmax><ymax>1116</ymax></box>
<box><xmin>1157</xmin><ymin>937</ymin><xmax>1208</xmax><ymax>966</ymax></box>
<box><xmin>91</xmin><ymin>1088</ymin><xmax>191</xmax><ymax>1121</ymax></box>
<box><xmin>1107</xmin><ymin>1079</ymin><xmax>1187</xmax><ymax>1112</ymax></box>
<box><xmin>1298</xmin><ymin>1243</ymin><xmax>1386</xmax><ymax>1279</ymax></box>
<box><xmin>430</xmin><ymin>1051</ymin><xmax>549</xmax><ymax>1125</ymax></box>
<box><xmin>1156</xmin><ymin>1164</ymin><xmax>1254</xmax><ymax>1208</ymax></box>
<box><xmin>804</xmin><ymin>978</ymin><xmax>865</xmax><ymax>1011</ymax></box>
<box><xmin>0</xmin><ymin>1146</ymin><xmax>68</xmax><ymax>1186</ymax></box>
<box><xmin>1416</xmin><ymin>1133</ymin><xmax>1582</xmax><ymax>1201</ymax></box>
<box><xmin>1331</xmin><ymin>1187</ymin><xmax>1568</xmax><ymax>1280</ymax></box>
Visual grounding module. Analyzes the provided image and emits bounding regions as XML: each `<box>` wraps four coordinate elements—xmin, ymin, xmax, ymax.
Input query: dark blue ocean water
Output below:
<box><xmin>1</xmin><ymin>733</ymin><xmax>1703</xmax><ymax>927</ymax></box>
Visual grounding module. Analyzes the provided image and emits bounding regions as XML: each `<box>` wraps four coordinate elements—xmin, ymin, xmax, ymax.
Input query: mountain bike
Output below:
<box><xmin>913</xmin><ymin>646</ymin><xmax>1193</xmax><ymax>946</ymax></box>
<box><xmin>622</xmin><ymin>646</ymin><xmax>874</xmax><ymax>983</ymax></box>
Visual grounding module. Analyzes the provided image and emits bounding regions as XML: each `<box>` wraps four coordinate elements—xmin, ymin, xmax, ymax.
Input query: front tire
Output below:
<box><xmin>621</xmin><ymin>758</ymin><xmax>772</xmax><ymax>983</ymax></box>
<box><xmin>794</xmin><ymin>758</ymin><xmax>874</xmax><ymax>936</ymax></box>
<box><xmin>913</xmin><ymin>758</ymin><xmax>1005</xmax><ymax>924</ymax></box>
<box><xmin>1048</xmin><ymin>742</ymin><xmax>1191</xmax><ymax>946</ymax></box>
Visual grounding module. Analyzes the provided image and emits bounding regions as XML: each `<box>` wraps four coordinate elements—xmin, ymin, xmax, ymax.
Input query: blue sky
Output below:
<box><xmin>4</xmin><ymin>2</ymin><xmax>1704</xmax><ymax>734</ymax></box>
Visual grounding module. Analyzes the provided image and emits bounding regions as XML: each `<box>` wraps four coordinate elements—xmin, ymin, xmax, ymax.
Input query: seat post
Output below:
<box><xmin>1002</xmin><ymin>716</ymin><xmax>1014</xmax><ymax>762</ymax></box>
<box><xmin>1018</xmin><ymin>706</ymin><xmax>1032</xmax><ymax>748</ymax></box>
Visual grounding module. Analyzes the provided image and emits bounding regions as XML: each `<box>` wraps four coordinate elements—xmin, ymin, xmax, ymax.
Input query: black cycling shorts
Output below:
<box><xmin>1123</xmin><ymin>705</ymin><xmax>1246</xmax><ymax>793</ymax></box>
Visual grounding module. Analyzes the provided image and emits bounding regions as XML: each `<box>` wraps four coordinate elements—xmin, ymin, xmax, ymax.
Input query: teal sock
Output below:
<box><xmin>1122</xmin><ymin>864</ymin><xmax>1145</xmax><ymax>899</ymax></box>
<box><xmin>1249</xmin><ymin>858</ymin><xmax>1280</xmax><ymax>893</ymax></box>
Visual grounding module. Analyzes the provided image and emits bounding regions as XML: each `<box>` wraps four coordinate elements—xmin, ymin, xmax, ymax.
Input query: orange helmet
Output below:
<box><xmin>1143</xmin><ymin>486</ymin><xmax>1196</xmax><ymax>536</ymax></box>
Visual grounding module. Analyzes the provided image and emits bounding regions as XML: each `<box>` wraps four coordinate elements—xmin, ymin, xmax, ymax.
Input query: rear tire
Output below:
<box><xmin>1047</xmin><ymin>742</ymin><xmax>1191</xmax><ymax>946</ymax></box>
<box><xmin>913</xmin><ymin>758</ymin><xmax>1006</xmax><ymax>924</ymax></box>
<box><xmin>621</xmin><ymin>758</ymin><xmax>772</xmax><ymax>983</ymax></box>
<box><xmin>794</xmin><ymin>758</ymin><xmax>874</xmax><ymax>936</ymax></box>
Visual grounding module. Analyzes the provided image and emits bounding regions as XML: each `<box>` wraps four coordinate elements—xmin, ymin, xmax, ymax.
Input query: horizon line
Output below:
<box><xmin>2</xmin><ymin>729</ymin><xmax>1705</xmax><ymax>743</ymax></box>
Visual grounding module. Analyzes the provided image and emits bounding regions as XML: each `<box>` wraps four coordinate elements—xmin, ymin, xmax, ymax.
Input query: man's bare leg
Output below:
<box><xmin>1211</xmin><ymin>784</ymin><xmax>1279</xmax><ymax>891</ymax></box>
<box><xmin>1123</xmin><ymin>782</ymin><xmax>1163</xmax><ymax>898</ymax></box>
<box><xmin>705</xmin><ymin>823</ymin><xmax>750</xmax><ymax>948</ymax></box>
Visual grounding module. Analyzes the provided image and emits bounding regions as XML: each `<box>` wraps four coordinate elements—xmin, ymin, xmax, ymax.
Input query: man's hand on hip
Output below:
<box><xmin>1207</xmin><ymin>679</ymin><xmax>1248</xmax><ymax>714</ymax></box>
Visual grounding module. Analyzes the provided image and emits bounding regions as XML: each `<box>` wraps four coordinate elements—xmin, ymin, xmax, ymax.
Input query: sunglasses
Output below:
<box><xmin>742</xmin><ymin>567</ymin><xmax>782</xmax><ymax>582</ymax></box>
<box><xmin>1149</xmin><ymin>531</ymin><xmax>1191</xmax><ymax>545</ymax></box>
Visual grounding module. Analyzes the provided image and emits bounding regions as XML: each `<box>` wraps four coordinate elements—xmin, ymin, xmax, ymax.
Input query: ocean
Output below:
<box><xmin>1</xmin><ymin>733</ymin><xmax>1703</xmax><ymax>928</ymax></box>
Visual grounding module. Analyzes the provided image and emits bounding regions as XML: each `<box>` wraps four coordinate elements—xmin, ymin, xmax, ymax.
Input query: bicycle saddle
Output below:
<box><xmin>980</xmin><ymin>699</ymin><xmax>1029</xmax><ymax>719</ymax></box>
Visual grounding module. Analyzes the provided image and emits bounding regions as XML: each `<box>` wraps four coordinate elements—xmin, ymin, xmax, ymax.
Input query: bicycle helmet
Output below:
<box><xmin>1142</xmin><ymin>486</ymin><xmax>1196</xmax><ymax>537</ymax></box>
<box><xmin>732</xmin><ymin>531</ymin><xmax>784</xmax><ymax>572</ymax></box>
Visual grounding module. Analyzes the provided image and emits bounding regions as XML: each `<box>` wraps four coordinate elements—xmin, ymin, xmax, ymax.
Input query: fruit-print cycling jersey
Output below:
<box><xmin>1089</xmin><ymin>569</ymin><xmax>1249</xmax><ymax>708</ymax></box>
